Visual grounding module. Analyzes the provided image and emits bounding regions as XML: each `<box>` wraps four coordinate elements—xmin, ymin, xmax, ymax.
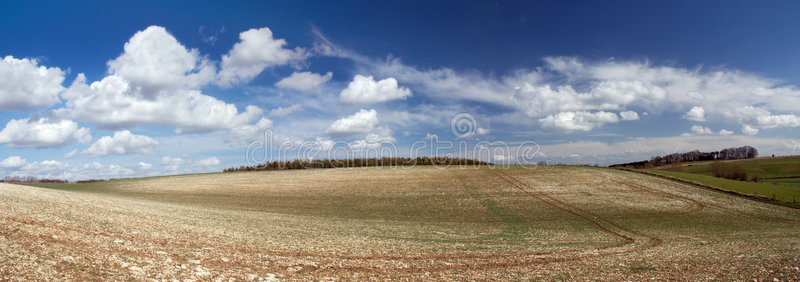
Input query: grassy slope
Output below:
<box><xmin>641</xmin><ymin>169</ymin><xmax>800</xmax><ymax>208</ymax></box>
<box><xmin>677</xmin><ymin>156</ymin><xmax>800</xmax><ymax>179</ymax></box>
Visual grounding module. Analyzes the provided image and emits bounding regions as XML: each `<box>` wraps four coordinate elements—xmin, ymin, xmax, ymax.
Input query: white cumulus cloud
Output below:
<box><xmin>690</xmin><ymin>125</ymin><xmax>713</xmax><ymax>135</ymax></box>
<box><xmin>9</xmin><ymin>160</ymin><xmax>71</xmax><ymax>179</ymax></box>
<box><xmin>107</xmin><ymin>26</ymin><xmax>216</xmax><ymax>97</ymax></box>
<box><xmin>52</xmin><ymin>26</ymin><xmax>263</xmax><ymax>134</ymax></box>
<box><xmin>217</xmin><ymin>27</ymin><xmax>306</xmax><ymax>86</ymax></box>
<box><xmin>82</xmin><ymin>130</ymin><xmax>159</xmax><ymax>158</ymax></box>
<box><xmin>268</xmin><ymin>104</ymin><xmax>302</xmax><ymax>117</ymax></box>
<box><xmin>339</xmin><ymin>75</ymin><xmax>412</xmax><ymax>106</ymax></box>
<box><xmin>0</xmin><ymin>56</ymin><xmax>65</xmax><ymax>111</ymax></box>
<box><xmin>345</xmin><ymin>52</ymin><xmax>800</xmax><ymax>134</ymax></box>
<box><xmin>0</xmin><ymin>156</ymin><xmax>27</xmax><ymax>169</ymax></box>
<box><xmin>727</xmin><ymin>105</ymin><xmax>800</xmax><ymax>135</ymax></box>
<box><xmin>74</xmin><ymin>161</ymin><xmax>153</xmax><ymax>180</ymax></box>
<box><xmin>742</xmin><ymin>124</ymin><xmax>759</xmax><ymax>136</ymax></box>
<box><xmin>348</xmin><ymin>132</ymin><xmax>396</xmax><ymax>150</ymax></box>
<box><xmin>0</xmin><ymin>118</ymin><xmax>91</xmax><ymax>149</ymax></box>
<box><xmin>1</xmin><ymin>159</ymin><xmax>158</xmax><ymax>181</ymax></box>
<box><xmin>325</xmin><ymin>109</ymin><xmax>379</xmax><ymax>137</ymax></box>
<box><xmin>754</xmin><ymin>113</ymin><xmax>800</xmax><ymax>128</ymax></box>
<box><xmin>275</xmin><ymin>71</ymin><xmax>332</xmax><ymax>93</ymax></box>
<box><xmin>619</xmin><ymin>110</ymin><xmax>639</xmax><ymax>121</ymax></box>
<box><xmin>58</xmin><ymin>74</ymin><xmax>262</xmax><ymax>134</ymax></box>
<box><xmin>161</xmin><ymin>156</ymin><xmax>185</xmax><ymax>171</ymax></box>
<box><xmin>195</xmin><ymin>157</ymin><xmax>220</xmax><ymax>167</ymax></box>
<box><xmin>683</xmin><ymin>106</ymin><xmax>706</xmax><ymax>122</ymax></box>
<box><xmin>538</xmin><ymin>111</ymin><xmax>619</xmax><ymax>132</ymax></box>
<box><xmin>226</xmin><ymin>117</ymin><xmax>273</xmax><ymax>143</ymax></box>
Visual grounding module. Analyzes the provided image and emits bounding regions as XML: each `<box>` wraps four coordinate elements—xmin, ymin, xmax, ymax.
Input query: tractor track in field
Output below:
<box><xmin>0</xmin><ymin>207</ymin><xmax>633</xmax><ymax>276</ymax></box>
<box><xmin>4</xmin><ymin>168</ymin><xmax>740</xmax><ymax>275</ymax></box>
<box><xmin>1</xmin><ymin>168</ymin><xmax>666</xmax><ymax>274</ymax></box>
<box><xmin>312</xmin><ymin>169</ymin><xmax>670</xmax><ymax>273</ymax></box>
<box><xmin>3</xmin><ymin>167</ymin><xmax>800</xmax><ymax>278</ymax></box>
<box><xmin>488</xmin><ymin>170</ymin><xmax>663</xmax><ymax>252</ymax></box>
<box><xmin>611</xmin><ymin>178</ymin><xmax>706</xmax><ymax>214</ymax></box>
<box><xmin>328</xmin><ymin>168</ymin><xmax>739</xmax><ymax>272</ymax></box>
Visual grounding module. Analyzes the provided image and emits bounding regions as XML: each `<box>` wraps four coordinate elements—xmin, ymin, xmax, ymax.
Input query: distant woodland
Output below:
<box><xmin>609</xmin><ymin>146</ymin><xmax>759</xmax><ymax>169</ymax></box>
<box><xmin>224</xmin><ymin>157</ymin><xmax>489</xmax><ymax>172</ymax></box>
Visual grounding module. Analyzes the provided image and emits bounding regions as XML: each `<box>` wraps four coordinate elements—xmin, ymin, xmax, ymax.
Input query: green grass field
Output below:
<box><xmin>660</xmin><ymin>156</ymin><xmax>800</xmax><ymax>188</ymax></box>
<box><xmin>641</xmin><ymin>169</ymin><xmax>800</xmax><ymax>208</ymax></box>
<box><xmin>2</xmin><ymin>166</ymin><xmax>799</xmax><ymax>280</ymax></box>
<box><xmin>640</xmin><ymin>156</ymin><xmax>800</xmax><ymax>208</ymax></box>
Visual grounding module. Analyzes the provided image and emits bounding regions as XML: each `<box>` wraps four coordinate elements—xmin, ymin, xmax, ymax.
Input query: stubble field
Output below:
<box><xmin>1</xmin><ymin>166</ymin><xmax>799</xmax><ymax>280</ymax></box>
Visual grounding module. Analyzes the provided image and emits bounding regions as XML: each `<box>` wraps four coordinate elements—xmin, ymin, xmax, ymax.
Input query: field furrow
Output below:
<box><xmin>1</xmin><ymin>166</ymin><xmax>799</xmax><ymax>280</ymax></box>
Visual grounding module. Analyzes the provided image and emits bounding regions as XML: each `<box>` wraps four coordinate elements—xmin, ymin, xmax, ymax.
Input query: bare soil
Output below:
<box><xmin>1</xmin><ymin>166</ymin><xmax>798</xmax><ymax>280</ymax></box>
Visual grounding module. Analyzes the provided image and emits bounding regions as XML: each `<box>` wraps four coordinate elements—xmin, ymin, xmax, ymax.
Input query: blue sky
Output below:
<box><xmin>1</xmin><ymin>1</ymin><xmax>800</xmax><ymax>179</ymax></box>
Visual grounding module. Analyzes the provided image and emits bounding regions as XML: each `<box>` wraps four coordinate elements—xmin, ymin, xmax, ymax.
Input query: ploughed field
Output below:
<box><xmin>1</xmin><ymin>166</ymin><xmax>799</xmax><ymax>280</ymax></box>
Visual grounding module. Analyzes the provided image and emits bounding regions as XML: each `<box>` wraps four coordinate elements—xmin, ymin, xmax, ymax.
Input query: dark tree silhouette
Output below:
<box><xmin>610</xmin><ymin>146</ymin><xmax>758</xmax><ymax>169</ymax></box>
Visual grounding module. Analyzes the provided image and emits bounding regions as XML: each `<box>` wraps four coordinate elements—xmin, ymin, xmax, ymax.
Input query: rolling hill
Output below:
<box><xmin>1</xmin><ymin>166</ymin><xmax>798</xmax><ymax>280</ymax></box>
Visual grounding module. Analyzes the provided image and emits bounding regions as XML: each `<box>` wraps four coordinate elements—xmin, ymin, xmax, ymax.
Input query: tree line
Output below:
<box><xmin>610</xmin><ymin>146</ymin><xmax>759</xmax><ymax>169</ymax></box>
<box><xmin>1</xmin><ymin>176</ymin><xmax>69</xmax><ymax>184</ymax></box>
<box><xmin>1</xmin><ymin>176</ymin><xmax>105</xmax><ymax>184</ymax></box>
<box><xmin>223</xmin><ymin>157</ymin><xmax>490</xmax><ymax>172</ymax></box>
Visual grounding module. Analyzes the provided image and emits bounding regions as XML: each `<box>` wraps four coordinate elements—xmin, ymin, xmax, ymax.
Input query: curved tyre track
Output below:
<box><xmin>489</xmin><ymin>170</ymin><xmax>663</xmax><ymax>253</ymax></box>
<box><xmin>0</xmin><ymin>169</ymin><xmax>673</xmax><ymax>275</ymax></box>
<box><xmin>612</xmin><ymin>178</ymin><xmax>706</xmax><ymax>214</ymax></box>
